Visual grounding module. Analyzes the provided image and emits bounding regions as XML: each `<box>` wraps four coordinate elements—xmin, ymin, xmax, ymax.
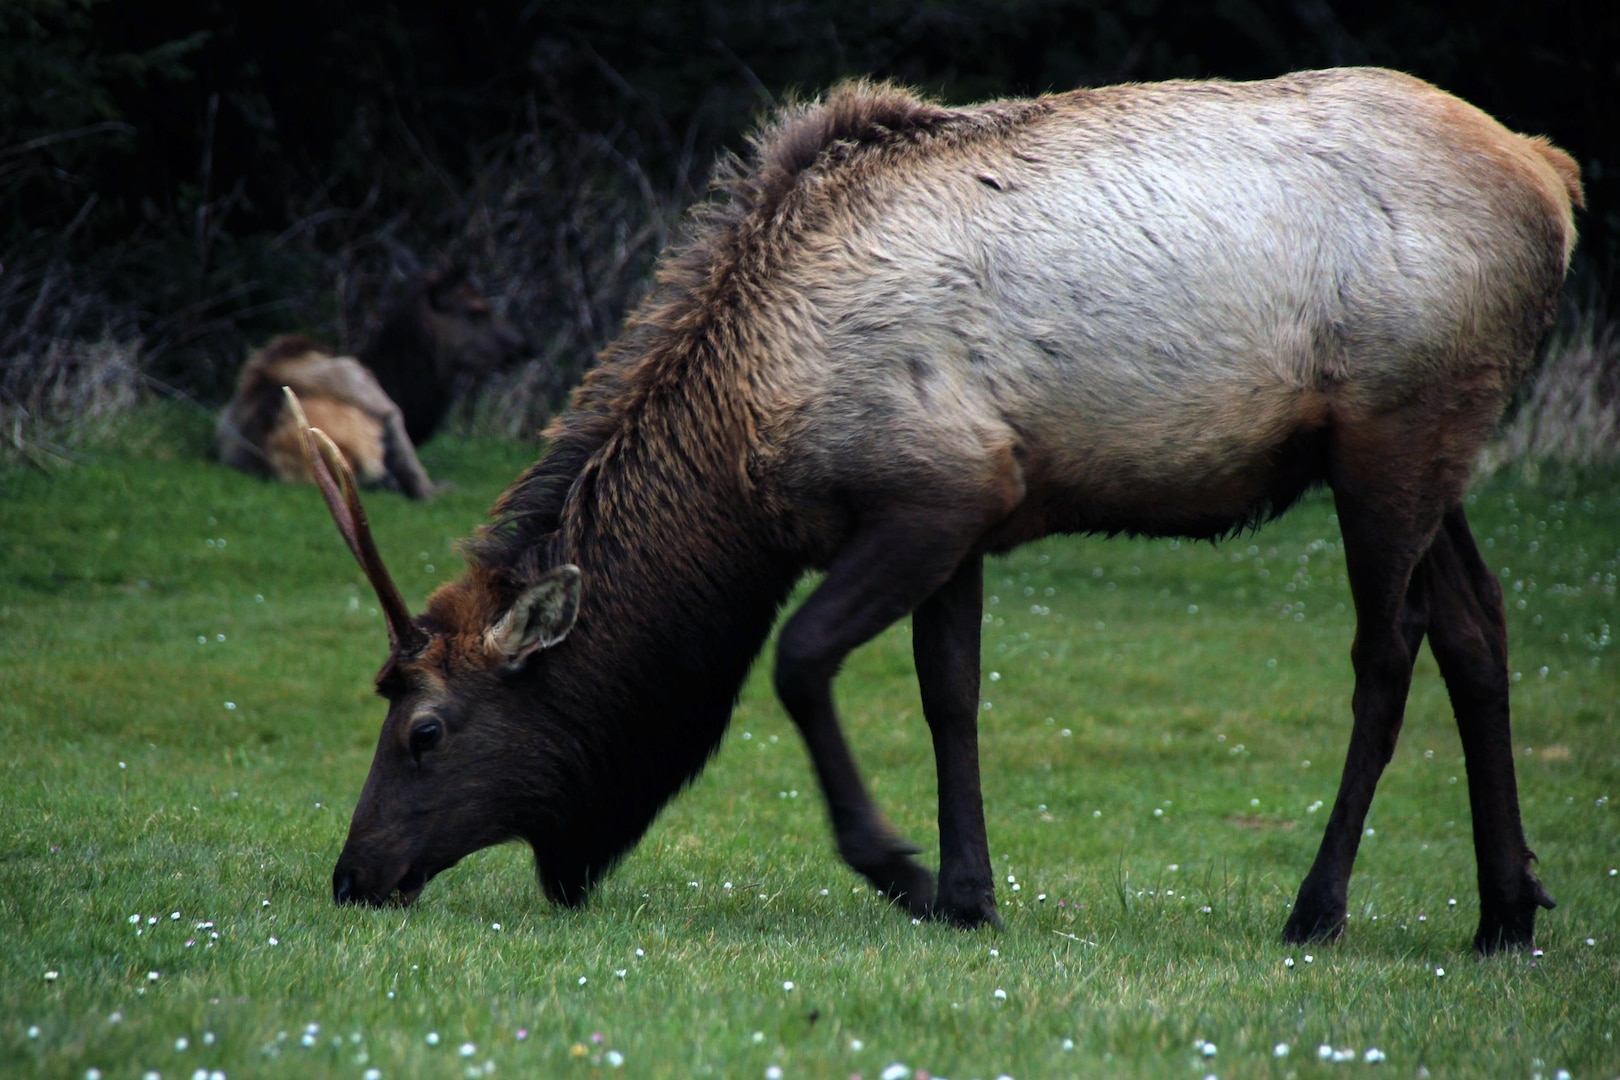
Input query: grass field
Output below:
<box><xmin>3</xmin><ymin>404</ymin><xmax>1617</xmax><ymax>1080</ymax></box>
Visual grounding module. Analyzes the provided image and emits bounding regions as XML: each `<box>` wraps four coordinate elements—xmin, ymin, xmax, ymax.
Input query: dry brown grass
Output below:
<box><xmin>1487</xmin><ymin>302</ymin><xmax>1620</xmax><ymax>470</ymax></box>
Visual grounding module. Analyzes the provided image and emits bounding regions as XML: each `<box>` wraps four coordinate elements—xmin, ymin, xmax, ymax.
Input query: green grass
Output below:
<box><xmin>3</xmin><ymin>403</ymin><xmax>1618</xmax><ymax>1079</ymax></box>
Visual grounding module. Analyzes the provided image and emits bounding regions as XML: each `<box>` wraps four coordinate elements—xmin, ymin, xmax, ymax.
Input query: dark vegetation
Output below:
<box><xmin>3</xmin><ymin>0</ymin><xmax>1618</xmax><ymax>454</ymax></box>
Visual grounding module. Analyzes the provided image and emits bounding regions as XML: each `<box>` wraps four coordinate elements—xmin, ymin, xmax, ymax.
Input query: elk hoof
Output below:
<box><xmin>1282</xmin><ymin>894</ymin><xmax>1347</xmax><ymax>945</ymax></box>
<box><xmin>865</xmin><ymin>854</ymin><xmax>936</xmax><ymax>919</ymax></box>
<box><xmin>1475</xmin><ymin>878</ymin><xmax>1556</xmax><ymax>954</ymax></box>
<box><xmin>931</xmin><ymin>878</ymin><xmax>1002</xmax><ymax>930</ymax></box>
<box><xmin>843</xmin><ymin>837</ymin><xmax>935</xmax><ymax>918</ymax></box>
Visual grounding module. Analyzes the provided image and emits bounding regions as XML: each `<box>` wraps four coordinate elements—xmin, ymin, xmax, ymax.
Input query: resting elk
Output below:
<box><xmin>301</xmin><ymin>68</ymin><xmax>1581</xmax><ymax>952</ymax></box>
<box><xmin>215</xmin><ymin>266</ymin><xmax>528</xmax><ymax>498</ymax></box>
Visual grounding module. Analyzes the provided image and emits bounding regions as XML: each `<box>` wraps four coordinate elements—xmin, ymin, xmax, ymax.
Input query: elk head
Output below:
<box><xmin>284</xmin><ymin>389</ymin><xmax>585</xmax><ymax>907</ymax></box>
<box><xmin>421</xmin><ymin>265</ymin><xmax>531</xmax><ymax>378</ymax></box>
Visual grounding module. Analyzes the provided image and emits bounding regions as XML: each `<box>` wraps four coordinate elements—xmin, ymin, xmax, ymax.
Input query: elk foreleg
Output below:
<box><xmin>1424</xmin><ymin>505</ymin><xmax>1553</xmax><ymax>952</ymax></box>
<box><xmin>912</xmin><ymin>553</ymin><xmax>1000</xmax><ymax>927</ymax></box>
<box><xmin>377</xmin><ymin>411</ymin><xmax>442</xmax><ymax>501</ymax></box>
<box><xmin>775</xmin><ymin>514</ymin><xmax>990</xmax><ymax>920</ymax></box>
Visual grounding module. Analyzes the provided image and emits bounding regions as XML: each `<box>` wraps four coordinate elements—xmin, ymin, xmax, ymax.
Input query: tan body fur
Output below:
<box><xmin>215</xmin><ymin>266</ymin><xmax>528</xmax><ymax>499</ymax></box>
<box><xmin>216</xmin><ymin>335</ymin><xmax>438</xmax><ymax>498</ymax></box>
<box><xmin>749</xmin><ymin>69</ymin><xmax>1580</xmax><ymax>552</ymax></box>
<box><xmin>321</xmin><ymin>70</ymin><xmax>1580</xmax><ymax>951</ymax></box>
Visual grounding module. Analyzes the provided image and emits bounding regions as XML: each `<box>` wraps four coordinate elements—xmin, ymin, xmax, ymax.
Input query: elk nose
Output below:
<box><xmin>333</xmin><ymin>865</ymin><xmax>360</xmax><ymax>905</ymax></box>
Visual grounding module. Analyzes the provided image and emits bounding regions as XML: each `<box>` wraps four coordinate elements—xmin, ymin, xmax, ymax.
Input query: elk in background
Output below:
<box><xmin>215</xmin><ymin>266</ymin><xmax>530</xmax><ymax>499</ymax></box>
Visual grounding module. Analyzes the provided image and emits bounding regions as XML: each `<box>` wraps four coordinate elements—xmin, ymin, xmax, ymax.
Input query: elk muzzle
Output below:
<box><xmin>332</xmin><ymin>854</ymin><xmax>429</xmax><ymax>907</ymax></box>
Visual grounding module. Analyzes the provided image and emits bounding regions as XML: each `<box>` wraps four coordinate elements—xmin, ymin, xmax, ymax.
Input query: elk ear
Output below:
<box><xmin>492</xmin><ymin>565</ymin><xmax>582</xmax><ymax>667</ymax></box>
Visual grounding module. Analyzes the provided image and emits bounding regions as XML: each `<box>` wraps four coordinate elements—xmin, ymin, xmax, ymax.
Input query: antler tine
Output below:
<box><xmin>284</xmin><ymin>388</ymin><xmax>428</xmax><ymax>655</ymax></box>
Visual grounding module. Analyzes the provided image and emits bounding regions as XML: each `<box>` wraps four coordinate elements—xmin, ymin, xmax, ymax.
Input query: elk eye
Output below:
<box><xmin>409</xmin><ymin>719</ymin><xmax>443</xmax><ymax>757</ymax></box>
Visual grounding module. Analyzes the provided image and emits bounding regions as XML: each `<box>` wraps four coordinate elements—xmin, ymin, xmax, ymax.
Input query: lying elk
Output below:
<box><xmin>215</xmin><ymin>266</ymin><xmax>529</xmax><ymax>498</ymax></box>
<box><xmin>305</xmin><ymin>69</ymin><xmax>1581</xmax><ymax>952</ymax></box>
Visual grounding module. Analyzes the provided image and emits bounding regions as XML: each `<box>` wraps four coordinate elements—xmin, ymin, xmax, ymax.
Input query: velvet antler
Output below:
<box><xmin>285</xmin><ymin>387</ymin><xmax>428</xmax><ymax>655</ymax></box>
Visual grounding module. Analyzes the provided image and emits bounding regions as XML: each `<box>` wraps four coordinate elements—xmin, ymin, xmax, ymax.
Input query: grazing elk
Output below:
<box><xmin>214</xmin><ymin>266</ymin><xmax>528</xmax><ymax>498</ymax></box>
<box><xmin>303</xmin><ymin>69</ymin><xmax>1581</xmax><ymax>952</ymax></box>
<box><xmin>361</xmin><ymin>265</ymin><xmax>532</xmax><ymax>445</ymax></box>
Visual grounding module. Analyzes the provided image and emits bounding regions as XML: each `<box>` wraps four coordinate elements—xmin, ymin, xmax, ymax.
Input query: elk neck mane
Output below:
<box><xmin>434</xmin><ymin>84</ymin><xmax>1060</xmax><ymax>889</ymax></box>
<box><xmin>461</xmin><ymin>80</ymin><xmax>1052</xmax><ymax>589</ymax></box>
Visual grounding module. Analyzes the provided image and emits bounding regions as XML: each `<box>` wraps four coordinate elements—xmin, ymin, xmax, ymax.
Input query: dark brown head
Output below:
<box><xmin>363</xmin><ymin>265</ymin><xmax>533</xmax><ymax>444</ymax></box>
<box><xmin>332</xmin><ymin>562</ymin><xmax>586</xmax><ymax>907</ymax></box>
<box><xmin>418</xmin><ymin>265</ymin><xmax>531</xmax><ymax>380</ymax></box>
<box><xmin>284</xmin><ymin>390</ymin><xmax>613</xmax><ymax>907</ymax></box>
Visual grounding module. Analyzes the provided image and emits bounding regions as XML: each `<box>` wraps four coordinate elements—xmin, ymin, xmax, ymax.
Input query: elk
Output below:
<box><xmin>215</xmin><ymin>266</ymin><xmax>528</xmax><ymax>498</ymax></box>
<box><xmin>360</xmin><ymin>264</ymin><xmax>532</xmax><ymax>445</ymax></box>
<box><xmin>304</xmin><ymin>69</ymin><xmax>1581</xmax><ymax>952</ymax></box>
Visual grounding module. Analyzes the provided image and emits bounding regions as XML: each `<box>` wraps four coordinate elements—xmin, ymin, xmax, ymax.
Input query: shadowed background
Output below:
<box><xmin>3</xmin><ymin>0</ymin><xmax>1617</xmax><ymax>454</ymax></box>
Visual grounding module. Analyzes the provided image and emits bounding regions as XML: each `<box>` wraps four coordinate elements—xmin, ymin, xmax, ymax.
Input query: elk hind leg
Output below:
<box><xmin>1424</xmin><ymin>505</ymin><xmax>1553</xmax><ymax>952</ymax></box>
<box><xmin>1284</xmin><ymin>464</ymin><xmax>1436</xmax><ymax>943</ymax></box>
